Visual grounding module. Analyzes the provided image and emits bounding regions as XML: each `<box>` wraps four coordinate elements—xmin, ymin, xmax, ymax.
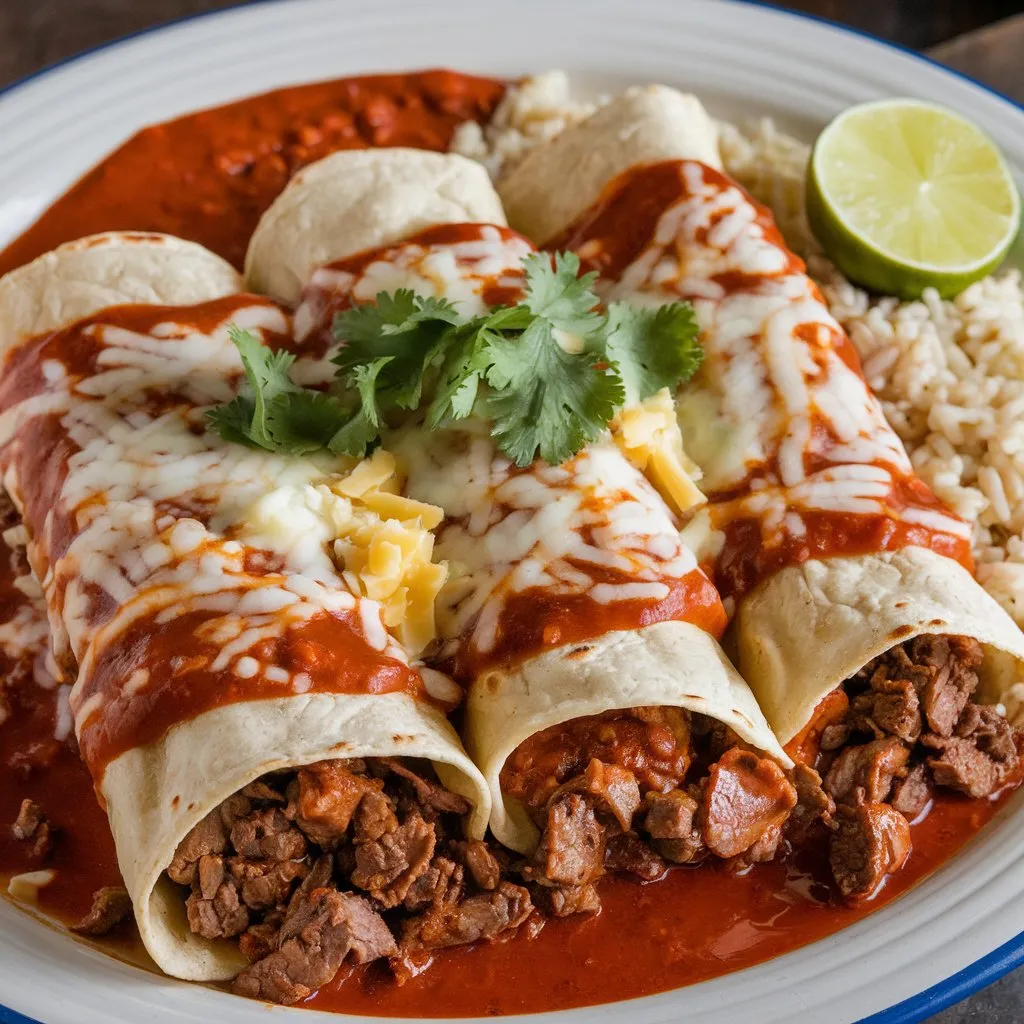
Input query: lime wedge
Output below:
<box><xmin>806</xmin><ymin>99</ymin><xmax>1021</xmax><ymax>299</ymax></box>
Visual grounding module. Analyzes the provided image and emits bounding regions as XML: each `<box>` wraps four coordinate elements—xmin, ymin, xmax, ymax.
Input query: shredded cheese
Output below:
<box><xmin>239</xmin><ymin>449</ymin><xmax>448</xmax><ymax>656</ymax></box>
<box><xmin>611</xmin><ymin>388</ymin><xmax>706</xmax><ymax>517</ymax></box>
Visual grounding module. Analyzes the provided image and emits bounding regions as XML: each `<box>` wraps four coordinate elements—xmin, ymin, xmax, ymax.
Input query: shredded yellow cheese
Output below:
<box><xmin>611</xmin><ymin>388</ymin><xmax>706</xmax><ymax>517</ymax></box>
<box><xmin>239</xmin><ymin>449</ymin><xmax>447</xmax><ymax>656</ymax></box>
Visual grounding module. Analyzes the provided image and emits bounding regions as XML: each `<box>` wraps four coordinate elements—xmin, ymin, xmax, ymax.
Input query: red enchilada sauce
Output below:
<box><xmin>551</xmin><ymin>160</ymin><xmax>975</xmax><ymax>601</ymax></box>
<box><xmin>0</xmin><ymin>71</ymin><xmax>505</xmax><ymax>276</ymax></box>
<box><xmin>0</xmin><ymin>297</ymin><xmax>434</xmax><ymax>777</ymax></box>
<box><xmin>0</xmin><ymin>70</ymin><xmax>1020</xmax><ymax>1017</ymax></box>
<box><xmin>296</xmin><ymin>221</ymin><xmax>730</xmax><ymax>680</ymax></box>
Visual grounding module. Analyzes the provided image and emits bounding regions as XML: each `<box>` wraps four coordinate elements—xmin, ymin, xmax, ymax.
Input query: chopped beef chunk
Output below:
<box><xmin>549</xmin><ymin>759</ymin><xmax>641</xmax><ymax>832</ymax></box>
<box><xmin>785</xmin><ymin>764</ymin><xmax>835</xmax><ymax>844</ymax></box>
<box><xmin>741</xmin><ymin>822</ymin><xmax>784</xmax><ymax>864</ymax></box>
<box><xmin>231</xmin><ymin>858</ymin><xmax>309</xmax><ymax>910</ymax></box>
<box><xmin>186</xmin><ymin>875</ymin><xmax>249</xmax><ymax>939</ymax></box>
<box><xmin>402</xmin><ymin>879</ymin><xmax>533</xmax><ymax>951</ymax></box>
<box><xmin>534</xmin><ymin>794</ymin><xmax>605</xmax><ymax>886</ymax></box>
<box><xmin>829</xmin><ymin>802</ymin><xmax>912</xmax><ymax>900</ymax></box>
<box><xmin>701</xmin><ymin>749</ymin><xmax>797</xmax><ymax>859</ymax></box>
<box><xmin>403</xmin><ymin>861</ymin><xmax>449</xmax><ymax>912</ymax></box>
<box><xmin>167</xmin><ymin>808</ymin><xmax>230</xmax><ymax>885</ymax></box>
<box><xmin>292</xmin><ymin>761</ymin><xmax>379</xmax><ymax>848</ymax></box>
<box><xmin>71</xmin><ymin>886</ymin><xmax>133</xmax><ymax>936</ymax></box>
<box><xmin>851</xmin><ymin>677</ymin><xmax>921</xmax><ymax>743</ymax></box>
<box><xmin>351</xmin><ymin>815</ymin><xmax>436</xmax><ymax>908</ymax></box>
<box><xmin>290</xmin><ymin>854</ymin><xmax>335</xmax><ymax>909</ymax></box>
<box><xmin>923</xmin><ymin>690</ymin><xmax>1019</xmax><ymax>800</ymax></box>
<box><xmin>959</xmin><ymin>704</ymin><xmax>1020</xmax><ymax>762</ymax></box>
<box><xmin>197</xmin><ymin>853</ymin><xmax>225</xmax><ymax>898</ymax></box>
<box><xmin>924</xmin><ymin>736</ymin><xmax>1004</xmax><ymax>798</ymax></box>
<box><xmin>353</xmin><ymin>788</ymin><xmax>399</xmax><ymax>844</ymax></box>
<box><xmin>231</xmin><ymin>808</ymin><xmax>308</xmax><ymax>861</ymax></box>
<box><xmin>534</xmin><ymin>883</ymin><xmax>601</xmax><ymax>917</ymax></box>
<box><xmin>233</xmin><ymin>889</ymin><xmax>397</xmax><ymax>1005</ymax></box>
<box><xmin>891</xmin><ymin>764</ymin><xmax>932</xmax><ymax>820</ymax></box>
<box><xmin>241</xmin><ymin>780</ymin><xmax>287</xmax><ymax>804</ymax></box>
<box><xmin>239</xmin><ymin>916</ymin><xmax>283</xmax><ymax>964</ymax></box>
<box><xmin>12</xmin><ymin>798</ymin><xmax>52</xmax><ymax>859</ymax></box>
<box><xmin>912</xmin><ymin>635</ymin><xmax>983</xmax><ymax>737</ymax></box>
<box><xmin>642</xmin><ymin>789</ymin><xmax>705</xmax><ymax>864</ymax></box>
<box><xmin>824</xmin><ymin>737</ymin><xmax>909</xmax><ymax>805</ymax></box>
<box><xmin>377</xmin><ymin>759</ymin><xmax>472</xmax><ymax>815</ymax></box>
<box><xmin>451</xmin><ymin>840</ymin><xmax>502</xmax><ymax>891</ymax></box>
<box><xmin>820</xmin><ymin>721</ymin><xmax>853</xmax><ymax>752</ymax></box>
<box><xmin>604</xmin><ymin>832</ymin><xmax>666</xmax><ymax>880</ymax></box>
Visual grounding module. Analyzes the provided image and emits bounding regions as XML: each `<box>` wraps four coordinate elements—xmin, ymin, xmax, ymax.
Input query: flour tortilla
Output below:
<box><xmin>0</xmin><ymin>233</ymin><xmax>491</xmax><ymax>981</ymax></box>
<box><xmin>498</xmin><ymin>86</ymin><xmax>721</xmax><ymax>245</ymax></box>
<box><xmin>0</xmin><ymin>232</ymin><xmax>242</xmax><ymax>349</ymax></box>
<box><xmin>105</xmin><ymin>692</ymin><xmax>489</xmax><ymax>981</ymax></box>
<box><xmin>245</xmin><ymin>147</ymin><xmax>791</xmax><ymax>857</ymax></box>
<box><xmin>466</xmin><ymin>621</ymin><xmax>791</xmax><ymax>854</ymax></box>
<box><xmin>736</xmin><ymin>547</ymin><xmax>1024</xmax><ymax>744</ymax></box>
<box><xmin>501</xmin><ymin>96</ymin><xmax>1024</xmax><ymax>742</ymax></box>
<box><xmin>245</xmin><ymin>148</ymin><xmax>508</xmax><ymax>305</ymax></box>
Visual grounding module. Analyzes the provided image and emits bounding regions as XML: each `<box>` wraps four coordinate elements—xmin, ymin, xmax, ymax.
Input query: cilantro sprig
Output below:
<box><xmin>208</xmin><ymin>252</ymin><xmax>702</xmax><ymax>467</ymax></box>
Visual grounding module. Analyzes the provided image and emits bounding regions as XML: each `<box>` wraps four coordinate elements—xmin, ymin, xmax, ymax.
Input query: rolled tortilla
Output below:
<box><xmin>510</xmin><ymin>92</ymin><xmax>1024</xmax><ymax>742</ymax></box>
<box><xmin>246</xmin><ymin>149</ymin><xmax>792</xmax><ymax>857</ymax></box>
<box><xmin>0</xmin><ymin>233</ymin><xmax>490</xmax><ymax>981</ymax></box>
<box><xmin>246</xmin><ymin>148</ymin><xmax>508</xmax><ymax>306</ymax></box>
<box><xmin>498</xmin><ymin>85</ymin><xmax>721</xmax><ymax>245</ymax></box>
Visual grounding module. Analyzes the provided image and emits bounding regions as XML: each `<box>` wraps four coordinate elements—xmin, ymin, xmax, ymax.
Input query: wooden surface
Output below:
<box><xmin>929</xmin><ymin>13</ymin><xmax>1024</xmax><ymax>103</ymax></box>
<box><xmin>0</xmin><ymin>2</ymin><xmax>1022</xmax><ymax>1023</ymax></box>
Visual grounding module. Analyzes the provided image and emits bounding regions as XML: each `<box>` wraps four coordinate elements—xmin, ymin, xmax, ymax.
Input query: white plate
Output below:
<box><xmin>0</xmin><ymin>2</ymin><xmax>1022</xmax><ymax>1022</ymax></box>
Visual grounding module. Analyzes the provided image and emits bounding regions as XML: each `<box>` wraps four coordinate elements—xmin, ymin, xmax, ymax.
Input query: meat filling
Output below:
<box><xmin>795</xmin><ymin>635</ymin><xmax>1023</xmax><ymax>899</ymax></box>
<box><xmin>165</xmin><ymin>758</ymin><xmax>532</xmax><ymax>1006</ymax></box>
<box><xmin>500</xmin><ymin>707</ymin><xmax>805</xmax><ymax>913</ymax></box>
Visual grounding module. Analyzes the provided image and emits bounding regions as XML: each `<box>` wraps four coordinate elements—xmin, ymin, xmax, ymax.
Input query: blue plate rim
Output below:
<box><xmin>0</xmin><ymin>1</ymin><xmax>1020</xmax><ymax>1022</ymax></box>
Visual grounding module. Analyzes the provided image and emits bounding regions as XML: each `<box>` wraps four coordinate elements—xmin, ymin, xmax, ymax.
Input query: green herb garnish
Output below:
<box><xmin>208</xmin><ymin>252</ymin><xmax>702</xmax><ymax>467</ymax></box>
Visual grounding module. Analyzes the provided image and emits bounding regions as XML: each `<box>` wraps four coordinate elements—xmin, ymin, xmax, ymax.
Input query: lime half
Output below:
<box><xmin>807</xmin><ymin>99</ymin><xmax>1021</xmax><ymax>299</ymax></box>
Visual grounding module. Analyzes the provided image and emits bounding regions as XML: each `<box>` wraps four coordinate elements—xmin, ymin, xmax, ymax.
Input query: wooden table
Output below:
<box><xmin>0</xmin><ymin>3</ymin><xmax>1021</xmax><ymax>1023</ymax></box>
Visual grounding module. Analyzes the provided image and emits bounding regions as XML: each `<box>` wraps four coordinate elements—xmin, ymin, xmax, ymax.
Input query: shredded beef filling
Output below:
<box><xmin>12</xmin><ymin>797</ymin><xmax>53</xmax><ymax>859</ymax></box>
<box><xmin>805</xmin><ymin>635</ymin><xmax>1023</xmax><ymax>899</ymax></box>
<box><xmin>166</xmin><ymin>758</ymin><xmax>532</xmax><ymax>1006</ymax></box>
<box><xmin>501</xmin><ymin>707</ymin><xmax>809</xmax><ymax>914</ymax></box>
<box><xmin>162</xmin><ymin>646</ymin><xmax>1021</xmax><ymax>1006</ymax></box>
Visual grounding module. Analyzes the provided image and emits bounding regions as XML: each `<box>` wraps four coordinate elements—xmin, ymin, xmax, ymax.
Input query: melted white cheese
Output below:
<box><xmin>599</xmin><ymin>163</ymin><xmax>969</xmax><ymax>558</ymax></box>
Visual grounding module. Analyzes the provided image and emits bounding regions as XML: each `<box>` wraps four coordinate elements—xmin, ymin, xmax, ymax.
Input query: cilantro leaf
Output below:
<box><xmin>205</xmin><ymin>394</ymin><xmax>257</xmax><ymax>448</ymax></box>
<box><xmin>207</xmin><ymin>254</ymin><xmax>703</xmax><ymax>471</ymax></box>
<box><xmin>603</xmin><ymin>301</ymin><xmax>704</xmax><ymax>404</ymax></box>
<box><xmin>485</xmin><ymin>318</ymin><xmax>624</xmax><ymax>466</ymax></box>
<box><xmin>334</xmin><ymin>290</ymin><xmax>462</xmax><ymax>345</ymax></box>
<box><xmin>206</xmin><ymin>327</ymin><xmax>304</xmax><ymax>451</ymax></box>
<box><xmin>521</xmin><ymin>251</ymin><xmax>603</xmax><ymax>334</ymax></box>
<box><xmin>264</xmin><ymin>390</ymin><xmax>352</xmax><ymax>456</ymax></box>
<box><xmin>333</xmin><ymin>291</ymin><xmax>462</xmax><ymax>410</ymax></box>
<box><xmin>226</xmin><ymin>325</ymin><xmax>302</xmax><ymax>449</ymax></box>
<box><xmin>327</xmin><ymin>358</ymin><xmax>392</xmax><ymax>456</ymax></box>
<box><xmin>425</xmin><ymin>325</ymin><xmax>493</xmax><ymax>429</ymax></box>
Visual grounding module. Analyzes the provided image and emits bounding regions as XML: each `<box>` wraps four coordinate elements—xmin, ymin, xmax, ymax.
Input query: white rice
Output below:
<box><xmin>452</xmin><ymin>77</ymin><xmax>1024</xmax><ymax>628</ymax></box>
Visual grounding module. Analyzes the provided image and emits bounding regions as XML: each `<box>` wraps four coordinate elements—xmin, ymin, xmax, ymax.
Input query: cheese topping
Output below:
<box><xmin>582</xmin><ymin>162</ymin><xmax>970</xmax><ymax>571</ymax></box>
<box><xmin>0</xmin><ymin>297</ymin><xmax>446</xmax><ymax>769</ymax></box>
<box><xmin>396</xmin><ymin>430</ymin><xmax>702</xmax><ymax>662</ymax></box>
<box><xmin>240</xmin><ymin>449</ymin><xmax>448</xmax><ymax>656</ymax></box>
<box><xmin>611</xmin><ymin>388</ymin><xmax>706</xmax><ymax>518</ymax></box>
<box><xmin>291</xmin><ymin>225</ymin><xmax>721</xmax><ymax>673</ymax></box>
